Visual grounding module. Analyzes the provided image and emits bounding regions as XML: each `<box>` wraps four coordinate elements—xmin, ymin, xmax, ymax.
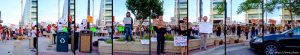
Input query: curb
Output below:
<box><xmin>194</xmin><ymin>42</ymin><xmax>246</xmax><ymax>55</ymax></box>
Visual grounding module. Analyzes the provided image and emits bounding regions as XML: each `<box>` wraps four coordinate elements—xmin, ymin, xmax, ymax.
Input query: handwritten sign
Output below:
<box><xmin>124</xmin><ymin>17</ymin><xmax>132</xmax><ymax>24</ymax></box>
<box><xmin>174</xmin><ymin>36</ymin><xmax>187</xmax><ymax>46</ymax></box>
<box><xmin>141</xmin><ymin>39</ymin><xmax>150</xmax><ymax>44</ymax></box>
<box><xmin>151</xmin><ymin>37</ymin><xmax>157</xmax><ymax>42</ymax></box>
<box><xmin>199</xmin><ymin>22</ymin><xmax>213</xmax><ymax>33</ymax></box>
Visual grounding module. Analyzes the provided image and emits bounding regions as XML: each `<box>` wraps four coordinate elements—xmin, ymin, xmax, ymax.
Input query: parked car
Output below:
<box><xmin>250</xmin><ymin>26</ymin><xmax>300</xmax><ymax>55</ymax></box>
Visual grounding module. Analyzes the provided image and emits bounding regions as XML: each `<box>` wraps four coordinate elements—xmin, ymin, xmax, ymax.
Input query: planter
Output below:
<box><xmin>113</xmin><ymin>39</ymin><xmax>149</xmax><ymax>54</ymax></box>
<box><xmin>188</xmin><ymin>39</ymin><xmax>201</xmax><ymax>51</ymax></box>
<box><xmin>98</xmin><ymin>41</ymin><xmax>112</xmax><ymax>55</ymax></box>
<box><xmin>214</xmin><ymin>38</ymin><xmax>222</xmax><ymax>46</ymax></box>
<box><xmin>238</xmin><ymin>36</ymin><xmax>246</xmax><ymax>42</ymax></box>
<box><xmin>207</xmin><ymin>37</ymin><xmax>217</xmax><ymax>46</ymax></box>
<box><xmin>150</xmin><ymin>37</ymin><xmax>224</xmax><ymax>53</ymax></box>
<box><xmin>227</xmin><ymin>36</ymin><xmax>238</xmax><ymax>44</ymax></box>
<box><xmin>151</xmin><ymin>41</ymin><xmax>181</xmax><ymax>53</ymax></box>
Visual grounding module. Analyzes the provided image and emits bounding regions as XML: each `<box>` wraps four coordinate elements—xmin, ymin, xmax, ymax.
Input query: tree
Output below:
<box><xmin>265</xmin><ymin>0</ymin><xmax>300</xmax><ymax>23</ymax></box>
<box><xmin>236</xmin><ymin>0</ymin><xmax>261</xmax><ymax>14</ymax></box>
<box><xmin>213</xmin><ymin>1</ymin><xmax>225</xmax><ymax>14</ymax></box>
<box><xmin>126</xmin><ymin>0</ymin><xmax>164</xmax><ymax>38</ymax></box>
<box><xmin>126</xmin><ymin>0</ymin><xmax>163</xmax><ymax>20</ymax></box>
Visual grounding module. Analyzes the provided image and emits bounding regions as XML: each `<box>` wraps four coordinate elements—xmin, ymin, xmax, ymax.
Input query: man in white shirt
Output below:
<box><xmin>199</xmin><ymin>16</ymin><xmax>211</xmax><ymax>50</ymax></box>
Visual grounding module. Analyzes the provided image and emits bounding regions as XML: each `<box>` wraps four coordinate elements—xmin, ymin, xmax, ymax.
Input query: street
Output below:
<box><xmin>226</xmin><ymin>44</ymin><xmax>261</xmax><ymax>55</ymax></box>
<box><xmin>192</xmin><ymin>41</ymin><xmax>262</xmax><ymax>55</ymax></box>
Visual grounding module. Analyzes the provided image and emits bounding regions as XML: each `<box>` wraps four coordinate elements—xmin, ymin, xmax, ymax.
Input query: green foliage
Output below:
<box><xmin>117</xmin><ymin>37</ymin><xmax>125</xmax><ymax>41</ymax></box>
<box><xmin>117</xmin><ymin>36</ymin><xmax>135</xmax><ymax>42</ymax></box>
<box><xmin>105</xmin><ymin>39</ymin><xmax>112</xmax><ymax>44</ymax></box>
<box><xmin>164</xmin><ymin>34</ymin><xmax>174</xmax><ymax>41</ymax></box>
<box><xmin>214</xmin><ymin>2</ymin><xmax>225</xmax><ymax>14</ymax></box>
<box><xmin>143</xmin><ymin>34</ymin><xmax>151</xmax><ymax>39</ymax></box>
<box><xmin>126</xmin><ymin>0</ymin><xmax>164</xmax><ymax>19</ymax></box>
<box><xmin>236</xmin><ymin>0</ymin><xmax>261</xmax><ymax>14</ymax></box>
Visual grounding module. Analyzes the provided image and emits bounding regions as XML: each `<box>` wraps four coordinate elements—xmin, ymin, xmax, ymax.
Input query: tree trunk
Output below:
<box><xmin>139</xmin><ymin>19</ymin><xmax>144</xmax><ymax>39</ymax></box>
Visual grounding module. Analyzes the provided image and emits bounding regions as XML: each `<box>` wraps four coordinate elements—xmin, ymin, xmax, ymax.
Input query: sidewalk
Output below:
<box><xmin>38</xmin><ymin>36</ymin><xmax>106</xmax><ymax>55</ymax></box>
<box><xmin>0</xmin><ymin>39</ymin><xmax>35</xmax><ymax>55</ymax></box>
<box><xmin>190</xmin><ymin>41</ymin><xmax>249</xmax><ymax>55</ymax></box>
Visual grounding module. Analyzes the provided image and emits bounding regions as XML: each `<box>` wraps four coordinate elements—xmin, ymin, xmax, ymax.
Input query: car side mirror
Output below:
<box><xmin>288</xmin><ymin>32</ymin><xmax>294</xmax><ymax>37</ymax></box>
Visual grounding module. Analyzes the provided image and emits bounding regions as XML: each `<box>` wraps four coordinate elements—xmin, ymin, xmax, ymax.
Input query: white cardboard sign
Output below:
<box><xmin>174</xmin><ymin>36</ymin><xmax>187</xmax><ymax>46</ymax></box>
<box><xmin>199</xmin><ymin>22</ymin><xmax>213</xmax><ymax>33</ymax></box>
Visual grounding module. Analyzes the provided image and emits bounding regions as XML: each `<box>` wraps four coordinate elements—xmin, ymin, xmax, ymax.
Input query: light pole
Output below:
<box><xmin>223</xmin><ymin>0</ymin><xmax>227</xmax><ymax>55</ymax></box>
<box><xmin>87</xmin><ymin>0</ymin><xmax>90</xmax><ymax>29</ymax></box>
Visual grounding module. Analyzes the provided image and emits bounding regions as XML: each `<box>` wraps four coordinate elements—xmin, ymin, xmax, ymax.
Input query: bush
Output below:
<box><xmin>189</xmin><ymin>36</ymin><xmax>196</xmax><ymax>39</ymax></box>
<box><xmin>143</xmin><ymin>34</ymin><xmax>151</xmax><ymax>39</ymax></box>
<box><xmin>117</xmin><ymin>37</ymin><xmax>125</xmax><ymax>41</ymax></box>
<box><xmin>164</xmin><ymin>34</ymin><xmax>174</xmax><ymax>41</ymax></box>
<box><xmin>105</xmin><ymin>39</ymin><xmax>112</xmax><ymax>44</ymax></box>
<box><xmin>117</xmin><ymin>36</ymin><xmax>135</xmax><ymax>42</ymax></box>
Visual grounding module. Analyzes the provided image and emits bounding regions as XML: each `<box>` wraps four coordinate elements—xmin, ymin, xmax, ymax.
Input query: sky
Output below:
<box><xmin>0</xmin><ymin>0</ymin><xmax>101</xmax><ymax>26</ymax></box>
<box><xmin>113</xmin><ymin>0</ymin><xmax>175</xmax><ymax>22</ymax></box>
<box><xmin>0</xmin><ymin>0</ymin><xmax>283</xmax><ymax>26</ymax></box>
<box><xmin>189</xmin><ymin>0</ymin><xmax>282</xmax><ymax>23</ymax></box>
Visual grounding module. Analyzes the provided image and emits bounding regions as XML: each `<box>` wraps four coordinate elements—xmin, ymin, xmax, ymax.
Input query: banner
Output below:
<box><xmin>151</xmin><ymin>37</ymin><xmax>157</xmax><ymax>42</ymax></box>
<box><xmin>199</xmin><ymin>22</ymin><xmax>213</xmax><ymax>33</ymax></box>
<box><xmin>118</xmin><ymin>26</ymin><xmax>124</xmax><ymax>32</ymax></box>
<box><xmin>87</xmin><ymin>16</ymin><xmax>93</xmax><ymax>23</ymax></box>
<box><xmin>174</xmin><ymin>36</ymin><xmax>187</xmax><ymax>46</ymax></box>
<box><xmin>90</xmin><ymin>27</ymin><xmax>97</xmax><ymax>32</ymax></box>
<box><xmin>141</xmin><ymin>39</ymin><xmax>150</xmax><ymax>44</ymax></box>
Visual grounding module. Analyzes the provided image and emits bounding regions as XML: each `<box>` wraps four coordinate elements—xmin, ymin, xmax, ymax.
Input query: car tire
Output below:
<box><xmin>264</xmin><ymin>42</ymin><xmax>278</xmax><ymax>55</ymax></box>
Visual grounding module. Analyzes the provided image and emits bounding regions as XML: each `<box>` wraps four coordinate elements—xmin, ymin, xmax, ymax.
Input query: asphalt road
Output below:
<box><xmin>226</xmin><ymin>45</ymin><xmax>261</xmax><ymax>55</ymax></box>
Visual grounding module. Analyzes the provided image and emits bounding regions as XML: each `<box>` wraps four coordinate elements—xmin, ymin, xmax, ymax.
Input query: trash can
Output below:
<box><xmin>79</xmin><ymin>30</ymin><xmax>92</xmax><ymax>52</ymax></box>
<box><xmin>71</xmin><ymin>32</ymin><xmax>79</xmax><ymax>51</ymax></box>
<box><xmin>56</xmin><ymin>32</ymin><xmax>69</xmax><ymax>52</ymax></box>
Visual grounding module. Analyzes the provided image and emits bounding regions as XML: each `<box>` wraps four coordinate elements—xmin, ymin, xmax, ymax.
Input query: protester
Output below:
<box><xmin>31</xmin><ymin>26</ymin><xmax>37</xmax><ymax>52</ymax></box>
<box><xmin>199</xmin><ymin>16</ymin><xmax>210</xmax><ymax>50</ymax></box>
<box><xmin>167</xmin><ymin>25</ymin><xmax>171</xmax><ymax>34</ymax></box>
<box><xmin>216</xmin><ymin>25</ymin><xmax>221</xmax><ymax>37</ymax></box>
<box><xmin>51</xmin><ymin>24</ymin><xmax>57</xmax><ymax>44</ymax></box>
<box><xmin>141</xmin><ymin>26</ymin><xmax>145</xmax><ymax>38</ymax></box>
<box><xmin>237</xmin><ymin>24</ymin><xmax>242</xmax><ymax>39</ymax></box>
<box><xmin>269</xmin><ymin>24</ymin><xmax>276</xmax><ymax>34</ymax></box>
<box><xmin>244</xmin><ymin>25</ymin><xmax>250</xmax><ymax>40</ymax></box>
<box><xmin>123</xmin><ymin>12</ymin><xmax>133</xmax><ymax>42</ymax></box>
<box><xmin>154</xmin><ymin>16</ymin><xmax>166</xmax><ymax>55</ymax></box>
<box><xmin>251</xmin><ymin>24</ymin><xmax>256</xmax><ymax>39</ymax></box>
<box><xmin>179</xmin><ymin>17</ymin><xmax>190</xmax><ymax>55</ymax></box>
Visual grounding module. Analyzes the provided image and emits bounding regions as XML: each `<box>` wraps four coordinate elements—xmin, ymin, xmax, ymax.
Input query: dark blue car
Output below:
<box><xmin>250</xmin><ymin>26</ymin><xmax>300</xmax><ymax>55</ymax></box>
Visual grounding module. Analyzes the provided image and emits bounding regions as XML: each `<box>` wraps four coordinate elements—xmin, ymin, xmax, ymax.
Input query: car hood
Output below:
<box><xmin>262</xmin><ymin>34</ymin><xmax>284</xmax><ymax>41</ymax></box>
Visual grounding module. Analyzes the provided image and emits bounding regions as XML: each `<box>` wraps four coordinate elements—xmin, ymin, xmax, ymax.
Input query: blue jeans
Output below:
<box><xmin>125</xmin><ymin>24</ymin><xmax>133</xmax><ymax>41</ymax></box>
<box><xmin>251</xmin><ymin>31</ymin><xmax>256</xmax><ymax>39</ymax></box>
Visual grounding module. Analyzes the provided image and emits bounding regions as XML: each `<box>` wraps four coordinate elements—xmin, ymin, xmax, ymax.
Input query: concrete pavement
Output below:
<box><xmin>191</xmin><ymin>41</ymin><xmax>261</xmax><ymax>55</ymax></box>
<box><xmin>0</xmin><ymin>39</ymin><xmax>36</xmax><ymax>55</ymax></box>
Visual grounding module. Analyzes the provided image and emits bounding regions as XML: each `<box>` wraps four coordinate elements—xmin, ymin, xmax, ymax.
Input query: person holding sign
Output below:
<box><xmin>31</xmin><ymin>26</ymin><xmax>37</xmax><ymax>52</ymax></box>
<box><xmin>123</xmin><ymin>12</ymin><xmax>133</xmax><ymax>42</ymax></box>
<box><xmin>153</xmin><ymin>16</ymin><xmax>166</xmax><ymax>55</ymax></box>
<box><xmin>198</xmin><ymin>16</ymin><xmax>212</xmax><ymax>50</ymax></box>
<box><xmin>178</xmin><ymin>17</ymin><xmax>190</xmax><ymax>55</ymax></box>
